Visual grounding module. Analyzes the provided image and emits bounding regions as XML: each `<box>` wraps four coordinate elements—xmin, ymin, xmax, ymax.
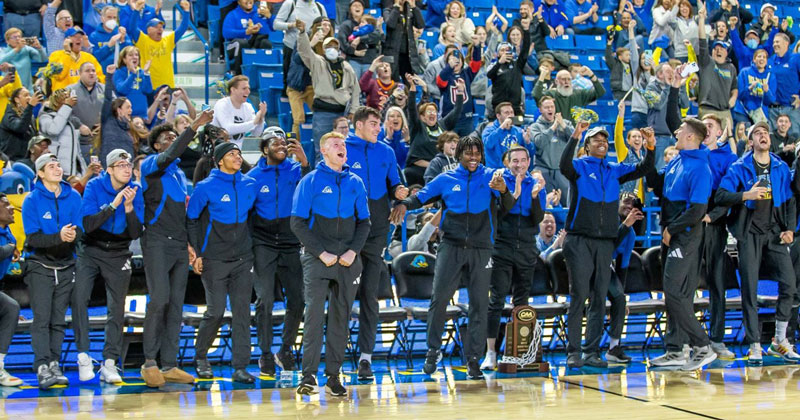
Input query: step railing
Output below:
<box><xmin>173</xmin><ymin>3</ymin><xmax>210</xmax><ymax>104</ymax></box>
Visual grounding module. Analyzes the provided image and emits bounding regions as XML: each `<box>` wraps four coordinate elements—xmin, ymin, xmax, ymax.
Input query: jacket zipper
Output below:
<box><xmin>465</xmin><ymin>171</ymin><xmax>471</xmax><ymax>248</ymax></box>
<box><xmin>274</xmin><ymin>166</ymin><xmax>280</xmax><ymax>246</ymax></box>
<box><xmin>336</xmin><ymin>173</ymin><xmax>342</xmax><ymax>245</ymax></box>
<box><xmin>233</xmin><ymin>175</ymin><xmax>239</xmax><ymax>244</ymax></box>
<box><xmin>599</xmin><ymin>162</ymin><xmax>605</xmax><ymax>236</ymax></box>
<box><xmin>364</xmin><ymin>143</ymin><xmax>371</xmax><ymax>196</ymax></box>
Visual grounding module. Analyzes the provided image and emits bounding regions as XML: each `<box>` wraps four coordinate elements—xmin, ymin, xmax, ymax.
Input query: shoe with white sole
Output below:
<box><xmin>767</xmin><ymin>338</ymin><xmax>800</xmax><ymax>363</ymax></box>
<box><xmin>649</xmin><ymin>351</ymin><xmax>687</xmax><ymax>367</ymax></box>
<box><xmin>99</xmin><ymin>359</ymin><xmax>123</xmax><ymax>384</ymax></box>
<box><xmin>680</xmin><ymin>345</ymin><xmax>717</xmax><ymax>371</ymax></box>
<box><xmin>480</xmin><ymin>351</ymin><xmax>497</xmax><ymax>370</ymax></box>
<box><xmin>0</xmin><ymin>367</ymin><xmax>22</xmax><ymax>387</ymax></box>
<box><xmin>710</xmin><ymin>342</ymin><xmax>736</xmax><ymax>359</ymax></box>
<box><xmin>77</xmin><ymin>352</ymin><xmax>95</xmax><ymax>382</ymax></box>
<box><xmin>747</xmin><ymin>343</ymin><xmax>763</xmax><ymax>366</ymax></box>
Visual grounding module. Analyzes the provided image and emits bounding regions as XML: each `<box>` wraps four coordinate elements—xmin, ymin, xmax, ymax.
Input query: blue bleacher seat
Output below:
<box><xmin>268</xmin><ymin>30</ymin><xmax>284</xmax><ymax>46</ymax></box>
<box><xmin>524</xmin><ymin>97</ymin><xmax>538</xmax><ymax>116</ymax></box>
<box><xmin>546</xmin><ymin>34</ymin><xmax>575</xmax><ymax>51</ymax></box>
<box><xmin>598</xmin><ymin>15</ymin><xmax>613</xmax><ymax>29</ymax></box>
<box><xmin>469</xmin><ymin>0</ymin><xmax>494</xmax><ymax>10</ymax></box>
<box><xmin>783</xmin><ymin>5</ymin><xmax>800</xmax><ymax>19</ymax></box>
<box><xmin>589</xmin><ymin>100</ymin><xmax>618</xmax><ymax>124</ymax></box>
<box><xmin>574</xmin><ymin>34</ymin><xmax>607</xmax><ymax>52</ymax></box>
<box><xmin>572</xmin><ymin>54</ymin><xmax>607</xmax><ymax>72</ymax></box>
<box><xmin>208</xmin><ymin>5</ymin><xmax>221</xmax><ymax>49</ymax></box>
<box><xmin>522</xmin><ymin>76</ymin><xmax>535</xmax><ymax>94</ymax></box>
<box><xmin>421</xmin><ymin>30</ymin><xmax>439</xmax><ymax>48</ymax></box>
<box><xmin>468</xmin><ymin>11</ymin><xmax>490</xmax><ymax>26</ymax></box>
<box><xmin>242</xmin><ymin>48</ymin><xmax>282</xmax><ymax>65</ymax></box>
<box><xmin>258</xmin><ymin>71</ymin><xmax>283</xmax><ymax>89</ymax></box>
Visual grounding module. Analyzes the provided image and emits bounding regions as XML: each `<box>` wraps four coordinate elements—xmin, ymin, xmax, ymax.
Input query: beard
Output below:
<box><xmin>556</xmin><ymin>84</ymin><xmax>574</xmax><ymax>97</ymax></box>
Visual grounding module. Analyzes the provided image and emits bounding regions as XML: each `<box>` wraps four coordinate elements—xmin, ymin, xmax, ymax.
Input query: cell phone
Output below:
<box><xmin>757</xmin><ymin>178</ymin><xmax>769</xmax><ymax>188</ymax></box>
<box><xmin>382</xmin><ymin>56</ymin><xmax>395</xmax><ymax>64</ymax></box>
<box><xmin>681</xmin><ymin>62</ymin><xmax>699</xmax><ymax>77</ymax></box>
<box><xmin>24</xmin><ymin>37</ymin><xmax>36</xmax><ymax>46</ymax></box>
<box><xmin>90</xmin><ymin>155</ymin><xmax>99</xmax><ymax>165</ymax></box>
<box><xmin>417</xmin><ymin>39</ymin><xmax>426</xmax><ymax>50</ymax></box>
<box><xmin>259</xmin><ymin>0</ymin><xmax>267</xmax><ymax>10</ymax></box>
<box><xmin>7</xmin><ymin>65</ymin><xmax>15</xmax><ymax>74</ymax></box>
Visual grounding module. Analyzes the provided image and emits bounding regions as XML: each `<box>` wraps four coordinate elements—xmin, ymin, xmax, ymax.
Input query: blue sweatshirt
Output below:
<box><xmin>496</xmin><ymin>169</ymin><xmax>546</xmax><ymax>247</ymax></box>
<box><xmin>247</xmin><ymin>156</ymin><xmax>305</xmax><ymax>248</ymax></box>
<box><xmin>482</xmin><ymin>120</ymin><xmax>534</xmax><ymax>169</ymax></box>
<box><xmin>436</xmin><ymin>48</ymin><xmax>483</xmax><ymax>118</ymax></box>
<box><xmin>736</xmin><ymin>65</ymin><xmax>775</xmax><ymax>116</ymax></box>
<box><xmin>0</xmin><ymin>226</ymin><xmax>16</xmax><ymax>276</ymax></box>
<box><xmin>565</xmin><ymin>0</ymin><xmax>597</xmax><ymax>31</ymax></box>
<box><xmin>119</xmin><ymin>3</ymin><xmax>164</xmax><ymax>34</ymax></box>
<box><xmin>543</xmin><ymin>2</ymin><xmax>570</xmax><ymax>29</ymax></box>
<box><xmin>290</xmin><ymin>161</ymin><xmax>371</xmax><ymax>258</ymax></box>
<box><xmin>187</xmin><ymin>169</ymin><xmax>257</xmax><ymax>260</ymax></box>
<box><xmin>345</xmin><ymin>134</ymin><xmax>402</xmax><ymax>238</ymax></box>
<box><xmin>222</xmin><ymin>6</ymin><xmax>273</xmax><ymax>41</ymax></box>
<box><xmin>89</xmin><ymin>27</ymin><xmax>133</xmax><ymax>70</ymax></box>
<box><xmin>729</xmin><ymin>25</ymin><xmax>776</xmax><ymax>69</ymax></box>
<box><xmin>379</xmin><ymin>128</ymin><xmax>409</xmax><ymax>170</ymax></box>
<box><xmin>767</xmin><ymin>52</ymin><xmax>800</xmax><ymax>107</ymax></box>
<box><xmin>660</xmin><ymin>148</ymin><xmax>711</xmax><ymax>234</ymax></box>
<box><xmin>80</xmin><ymin>172</ymin><xmax>144</xmax><ymax>250</ymax></box>
<box><xmin>113</xmin><ymin>68</ymin><xmax>153</xmax><ymax>119</ymax></box>
<box><xmin>22</xmin><ymin>180</ymin><xmax>84</xmax><ymax>266</ymax></box>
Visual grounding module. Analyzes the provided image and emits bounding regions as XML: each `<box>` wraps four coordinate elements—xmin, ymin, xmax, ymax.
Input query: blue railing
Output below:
<box><xmin>173</xmin><ymin>4</ymin><xmax>210</xmax><ymax>104</ymax></box>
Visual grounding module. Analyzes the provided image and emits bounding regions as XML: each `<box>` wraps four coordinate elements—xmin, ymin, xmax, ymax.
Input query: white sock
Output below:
<box><xmin>609</xmin><ymin>338</ymin><xmax>620</xmax><ymax>349</ymax></box>
<box><xmin>105</xmin><ymin>359</ymin><xmax>115</xmax><ymax>368</ymax></box>
<box><xmin>776</xmin><ymin>321</ymin><xmax>789</xmax><ymax>342</ymax></box>
<box><xmin>486</xmin><ymin>349</ymin><xmax>496</xmax><ymax>358</ymax></box>
<box><xmin>0</xmin><ymin>353</ymin><xmax>5</xmax><ymax>369</ymax></box>
<box><xmin>359</xmin><ymin>353</ymin><xmax>372</xmax><ymax>363</ymax></box>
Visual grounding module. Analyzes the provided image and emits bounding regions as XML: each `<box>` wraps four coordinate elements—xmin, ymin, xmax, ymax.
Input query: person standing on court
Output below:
<box><xmin>345</xmin><ymin>106</ymin><xmax>409</xmax><ymax>381</ymax></box>
<box><xmin>188</xmin><ymin>142</ymin><xmax>258</xmax><ymax>384</ymax></box>
<box><xmin>291</xmin><ymin>131</ymin><xmax>371</xmax><ymax>397</ymax></box>
<box><xmin>481</xmin><ymin>145</ymin><xmax>546</xmax><ymax>371</ymax></box>
<box><xmin>139</xmin><ymin>110</ymin><xmax>214</xmax><ymax>387</ymax></box>
<box><xmin>73</xmin><ymin>149</ymin><xmax>143</xmax><ymax>384</ymax></box>
<box><xmin>0</xmin><ymin>193</ymin><xmax>23</xmax><ymax>387</ymax></box>
<box><xmin>713</xmin><ymin>121</ymin><xmax>800</xmax><ymax>365</ymax></box>
<box><xmin>394</xmin><ymin>135</ymin><xmax>516</xmax><ymax>379</ymax></box>
<box><xmin>559</xmin><ymin>121</ymin><xmax>654</xmax><ymax>369</ymax></box>
<box><xmin>246</xmin><ymin>126</ymin><xmax>310</xmax><ymax>375</ymax></box>
<box><xmin>646</xmin><ymin>117</ymin><xmax>718</xmax><ymax>371</ymax></box>
<box><xmin>22</xmin><ymin>154</ymin><xmax>83</xmax><ymax>390</ymax></box>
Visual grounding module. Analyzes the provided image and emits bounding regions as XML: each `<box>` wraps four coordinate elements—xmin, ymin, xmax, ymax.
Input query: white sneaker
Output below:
<box><xmin>710</xmin><ymin>342</ymin><xmax>736</xmax><ymax>359</ymax></box>
<box><xmin>767</xmin><ymin>338</ymin><xmax>800</xmax><ymax>363</ymax></box>
<box><xmin>99</xmin><ymin>360</ymin><xmax>122</xmax><ymax>384</ymax></box>
<box><xmin>748</xmin><ymin>343</ymin><xmax>763</xmax><ymax>366</ymax></box>
<box><xmin>682</xmin><ymin>344</ymin><xmax>691</xmax><ymax>359</ymax></box>
<box><xmin>680</xmin><ymin>345</ymin><xmax>717</xmax><ymax>371</ymax></box>
<box><xmin>650</xmin><ymin>351</ymin><xmax>687</xmax><ymax>367</ymax></box>
<box><xmin>0</xmin><ymin>367</ymin><xmax>22</xmax><ymax>387</ymax></box>
<box><xmin>77</xmin><ymin>352</ymin><xmax>95</xmax><ymax>382</ymax></box>
<box><xmin>480</xmin><ymin>351</ymin><xmax>497</xmax><ymax>370</ymax></box>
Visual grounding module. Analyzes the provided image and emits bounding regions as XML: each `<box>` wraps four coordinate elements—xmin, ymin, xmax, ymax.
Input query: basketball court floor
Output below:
<box><xmin>3</xmin><ymin>347</ymin><xmax>800</xmax><ymax>419</ymax></box>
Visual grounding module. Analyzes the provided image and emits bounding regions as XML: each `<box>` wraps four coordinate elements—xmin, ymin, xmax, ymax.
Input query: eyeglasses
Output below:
<box><xmin>58</xmin><ymin>16</ymin><xmax>73</xmax><ymax>21</ymax></box>
<box><xmin>424</xmin><ymin>109</ymin><xmax>437</xmax><ymax>115</ymax></box>
<box><xmin>111</xmin><ymin>163</ymin><xmax>133</xmax><ymax>169</ymax></box>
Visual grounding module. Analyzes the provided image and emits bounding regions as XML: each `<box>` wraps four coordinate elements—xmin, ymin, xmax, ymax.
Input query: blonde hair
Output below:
<box><xmin>4</xmin><ymin>28</ymin><xmax>21</xmax><ymax>42</ymax></box>
<box><xmin>320</xmin><ymin>131</ymin><xmax>345</xmax><ymax>148</ymax></box>
<box><xmin>384</xmin><ymin>106</ymin><xmax>409</xmax><ymax>133</ymax></box>
<box><xmin>445</xmin><ymin>1</ymin><xmax>465</xmax><ymax>18</ymax></box>
<box><xmin>117</xmin><ymin>45</ymin><xmax>140</xmax><ymax>69</ymax></box>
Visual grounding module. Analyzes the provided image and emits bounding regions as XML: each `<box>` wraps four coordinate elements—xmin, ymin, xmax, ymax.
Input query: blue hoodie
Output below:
<box><xmin>222</xmin><ymin>6</ymin><xmax>273</xmax><ymax>41</ymax></box>
<box><xmin>482</xmin><ymin>120</ymin><xmax>534</xmax><ymax>169</ymax></box>
<box><xmin>345</xmin><ymin>134</ymin><xmax>402</xmax><ymax>238</ymax></box>
<box><xmin>660</xmin><ymin>148</ymin><xmax>712</xmax><ymax>234</ymax></box>
<box><xmin>22</xmin><ymin>180</ymin><xmax>84</xmax><ymax>266</ymax></box>
<box><xmin>89</xmin><ymin>26</ymin><xmax>134</xmax><ymax>70</ymax></box>
<box><xmin>113</xmin><ymin>68</ymin><xmax>153</xmax><ymax>119</ymax></box>
<box><xmin>542</xmin><ymin>2</ymin><xmax>571</xmax><ymax>29</ymax></box>
<box><xmin>767</xmin><ymin>52</ymin><xmax>800</xmax><ymax>107</ymax></box>
<box><xmin>379</xmin><ymin>128</ymin><xmax>409</xmax><ymax>169</ymax></box>
<box><xmin>735</xmin><ymin>65</ymin><xmax>776</xmax><ymax>117</ymax></box>
<box><xmin>80</xmin><ymin>172</ymin><xmax>144</xmax><ymax>251</ymax></box>
<box><xmin>405</xmin><ymin>164</ymin><xmax>515</xmax><ymax>249</ymax></box>
<box><xmin>729</xmin><ymin>26</ymin><xmax>777</xmax><ymax>69</ymax></box>
<box><xmin>247</xmin><ymin>156</ymin><xmax>306</xmax><ymax>248</ymax></box>
<box><xmin>496</xmin><ymin>169</ymin><xmax>546</xmax><ymax>247</ymax></box>
<box><xmin>187</xmin><ymin>169</ymin><xmax>258</xmax><ymax>260</ymax></box>
<box><xmin>290</xmin><ymin>161</ymin><xmax>371</xmax><ymax>258</ymax></box>
<box><xmin>0</xmin><ymin>226</ymin><xmax>16</xmax><ymax>276</ymax></box>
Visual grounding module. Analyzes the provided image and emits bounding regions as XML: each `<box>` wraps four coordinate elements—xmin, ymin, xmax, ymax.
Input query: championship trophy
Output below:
<box><xmin>497</xmin><ymin>305</ymin><xmax>549</xmax><ymax>373</ymax></box>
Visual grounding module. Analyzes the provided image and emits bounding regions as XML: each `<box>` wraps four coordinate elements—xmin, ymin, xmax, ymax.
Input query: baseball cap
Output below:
<box><xmin>27</xmin><ymin>135</ymin><xmax>51</xmax><ymax>152</ymax></box>
<box><xmin>585</xmin><ymin>126</ymin><xmax>609</xmax><ymax>140</ymax></box>
<box><xmin>35</xmin><ymin>154</ymin><xmax>59</xmax><ymax>172</ymax></box>
<box><xmin>146</xmin><ymin>18</ymin><xmax>165</xmax><ymax>29</ymax></box>
<box><xmin>711</xmin><ymin>40</ymin><xmax>730</xmax><ymax>50</ymax></box>
<box><xmin>64</xmin><ymin>27</ymin><xmax>85</xmax><ymax>37</ymax></box>
<box><xmin>323</xmin><ymin>37</ymin><xmax>339</xmax><ymax>47</ymax></box>
<box><xmin>106</xmin><ymin>149</ymin><xmax>132</xmax><ymax>168</ymax></box>
<box><xmin>748</xmin><ymin>121</ymin><xmax>770</xmax><ymax>139</ymax></box>
<box><xmin>745</xmin><ymin>29</ymin><xmax>759</xmax><ymax>39</ymax></box>
<box><xmin>760</xmin><ymin>3</ymin><xmax>776</xmax><ymax>15</ymax></box>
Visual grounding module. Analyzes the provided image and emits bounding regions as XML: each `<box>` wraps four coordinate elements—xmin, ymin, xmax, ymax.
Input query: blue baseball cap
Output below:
<box><xmin>146</xmin><ymin>18</ymin><xmax>165</xmax><ymax>29</ymax></box>
<box><xmin>64</xmin><ymin>27</ymin><xmax>85</xmax><ymax>37</ymax></box>
<box><xmin>711</xmin><ymin>40</ymin><xmax>730</xmax><ymax>50</ymax></box>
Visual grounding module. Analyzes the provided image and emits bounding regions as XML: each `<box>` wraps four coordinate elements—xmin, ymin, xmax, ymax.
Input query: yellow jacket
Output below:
<box><xmin>48</xmin><ymin>51</ymin><xmax>106</xmax><ymax>92</ymax></box>
<box><xmin>0</xmin><ymin>72</ymin><xmax>22</xmax><ymax>121</ymax></box>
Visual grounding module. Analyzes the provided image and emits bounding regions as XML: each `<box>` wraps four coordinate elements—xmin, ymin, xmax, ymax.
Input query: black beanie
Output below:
<box><xmin>214</xmin><ymin>142</ymin><xmax>240</xmax><ymax>166</ymax></box>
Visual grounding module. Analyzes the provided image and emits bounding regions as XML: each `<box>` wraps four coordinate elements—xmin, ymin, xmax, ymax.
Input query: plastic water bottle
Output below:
<box><xmin>278</xmin><ymin>370</ymin><xmax>302</xmax><ymax>388</ymax></box>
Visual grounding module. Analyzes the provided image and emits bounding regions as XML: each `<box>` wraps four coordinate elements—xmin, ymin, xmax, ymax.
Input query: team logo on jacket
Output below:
<box><xmin>221</xmin><ymin>194</ymin><xmax>231</xmax><ymax>202</ymax></box>
<box><xmin>322</xmin><ymin>186</ymin><xmax>333</xmax><ymax>194</ymax></box>
<box><xmin>452</xmin><ymin>185</ymin><xmax>461</xmax><ymax>192</ymax></box>
<box><xmin>352</xmin><ymin>162</ymin><xmax>362</xmax><ymax>169</ymax></box>
<box><xmin>260</xmin><ymin>185</ymin><xmax>270</xmax><ymax>193</ymax></box>
<box><xmin>42</xmin><ymin>212</ymin><xmax>52</xmax><ymax>220</ymax></box>
<box><xmin>589</xmin><ymin>173</ymin><xmax>597</xmax><ymax>180</ymax></box>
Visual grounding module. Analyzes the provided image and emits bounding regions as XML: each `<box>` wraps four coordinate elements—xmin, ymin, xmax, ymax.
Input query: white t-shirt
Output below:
<box><xmin>211</xmin><ymin>97</ymin><xmax>264</xmax><ymax>147</ymax></box>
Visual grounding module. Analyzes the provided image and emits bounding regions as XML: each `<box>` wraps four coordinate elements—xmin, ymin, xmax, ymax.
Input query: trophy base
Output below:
<box><xmin>497</xmin><ymin>362</ymin><xmax>550</xmax><ymax>374</ymax></box>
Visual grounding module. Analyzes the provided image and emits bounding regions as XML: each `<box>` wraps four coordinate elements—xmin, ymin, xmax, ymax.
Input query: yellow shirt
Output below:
<box><xmin>0</xmin><ymin>72</ymin><xmax>23</xmax><ymax>121</ymax></box>
<box><xmin>49</xmin><ymin>51</ymin><xmax>106</xmax><ymax>92</ymax></box>
<box><xmin>136</xmin><ymin>32</ymin><xmax>176</xmax><ymax>88</ymax></box>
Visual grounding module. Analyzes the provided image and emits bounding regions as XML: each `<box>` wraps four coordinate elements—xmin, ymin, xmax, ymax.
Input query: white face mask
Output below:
<box><xmin>115</xmin><ymin>0</ymin><xmax>127</xmax><ymax>5</ymax></box>
<box><xmin>104</xmin><ymin>19</ymin><xmax>118</xmax><ymax>30</ymax></box>
<box><xmin>325</xmin><ymin>48</ymin><xmax>339</xmax><ymax>61</ymax></box>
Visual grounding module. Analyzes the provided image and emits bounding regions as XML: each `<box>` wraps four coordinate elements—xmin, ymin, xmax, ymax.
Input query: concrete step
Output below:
<box><xmin>177</xmin><ymin>61</ymin><xmax>226</xmax><ymax>74</ymax></box>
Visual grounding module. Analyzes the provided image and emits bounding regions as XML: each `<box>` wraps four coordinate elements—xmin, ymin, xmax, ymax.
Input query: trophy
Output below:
<box><xmin>497</xmin><ymin>305</ymin><xmax>549</xmax><ymax>373</ymax></box>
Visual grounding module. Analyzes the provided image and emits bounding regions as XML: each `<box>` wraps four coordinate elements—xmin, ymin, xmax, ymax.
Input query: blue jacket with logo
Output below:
<box><xmin>496</xmin><ymin>169</ymin><xmax>546</xmax><ymax>247</ymax></box>
<box><xmin>247</xmin><ymin>156</ymin><xmax>307</xmax><ymax>249</ymax></box>
<box><xmin>22</xmin><ymin>180</ymin><xmax>84</xmax><ymax>266</ymax></box>
<box><xmin>80</xmin><ymin>172</ymin><xmax>144</xmax><ymax>252</ymax></box>
<box><xmin>290</xmin><ymin>161</ymin><xmax>371</xmax><ymax>258</ymax></box>
<box><xmin>715</xmin><ymin>151</ymin><xmax>795</xmax><ymax>240</ymax></box>
<box><xmin>560</xmin><ymin>135</ymin><xmax>655</xmax><ymax>239</ymax></box>
<box><xmin>649</xmin><ymin>148</ymin><xmax>711</xmax><ymax>235</ymax></box>
<box><xmin>187</xmin><ymin>169</ymin><xmax>258</xmax><ymax>261</ymax></box>
<box><xmin>140</xmin><ymin>127</ymin><xmax>194</xmax><ymax>242</ymax></box>
<box><xmin>767</xmin><ymin>52</ymin><xmax>800</xmax><ymax>107</ymax></box>
<box><xmin>482</xmin><ymin>120</ymin><xmax>534</xmax><ymax>169</ymax></box>
<box><xmin>612</xmin><ymin>223</ymin><xmax>636</xmax><ymax>284</ymax></box>
<box><xmin>345</xmin><ymin>135</ymin><xmax>402</xmax><ymax>239</ymax></box>
<box><xmin>706</xmin><ymin>142</ymin><xmax>739</xmax><ymax>225</ymax></box>
<box><xmin>88</xmin><ymin>27</ymin><xmax>133</xmax><ymax>70</ymax></box>
<box><xmin>404</xmin><ymin>164</ymin><xmax>516</xmax><ymax>249</ymax></box>
<box><xmin>0</xmin><ymin>226</ymin><xmax>16</xmax><ymax>276</ymax></box>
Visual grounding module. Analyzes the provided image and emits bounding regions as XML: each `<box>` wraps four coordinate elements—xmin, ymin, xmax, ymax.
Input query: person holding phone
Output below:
<box><xmin>0</xmin><ymin>28</ymin><xmax>46</xmax><ymax>90</ymax></box>
<box><xmin>713</xmin><ymin>121</ymin><xmax>799</xmax><ymax>365</ymax></box>
<box><xmin>360</xmin><ymin>55</ymin><xmax>396</xmax><ymax>110</ymax></box>
<box><xmin>38</xmin><ymin>87</ymin><xmax>87</xmax><ymax>177</ymax></box>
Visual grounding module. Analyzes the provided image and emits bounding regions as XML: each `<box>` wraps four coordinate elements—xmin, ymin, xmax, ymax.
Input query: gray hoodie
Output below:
<box><xmin>528</xmin><ymin>115</ymin><xmax>574</xmax><ymax>171</ymax></box>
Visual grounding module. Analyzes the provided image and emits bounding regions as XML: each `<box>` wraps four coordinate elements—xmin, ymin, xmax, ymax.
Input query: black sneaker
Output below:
<box><xmin>566</xmin><ymin>353</ymin><xmax>584</xmax><ymax>369</ymax></box>
<box><xmin>296</xmin><ymin>374</ymin><xmax>318</xmax><ymax>395</ymax></box>
<box><xmin>49</xmin><ymin>361</ymin><xmax>69</xmax><ymax>385</ymax></box>
<box><xmin>466</xmin><ymin>357</ymin><xmax>483</xmax><ymax>379</ymax></box>
<box><xmin>325</xmin><ymin>374</ymin><xmax>347</xmax><ymax>396</ymax></box>
<box><xmin>275</xmin><ymin>349</ymin><xmax>296</xmax><ymax>371</ymax></box>
<box><xmin>423</xmin><ymin>349</ymin><xmax>441</xmax><ymax>375</ymax></box>
<box><xmin>606</xmin><ymin>346</ymin><xmax>632</xmax><ymax>363</ymax></box>
<box><xmin>195</xmin><ymin>358</ymin><xmax>213</xmax><ymax>379</ymax></box>
<box><xmin>259</xmin><ymin>353</ymin><xmax>276</xmax><ymax>376</ymax></box>
<box><xmin>583</xmin><ymin>353</ymin><xmax>608</xmax><ymax>368</ymax></box>
<box><xmin>232</xmin><ymin>368</ymin><xmax>255</xmax><ymax>384</ymax></box>
<box><xmin>37</xmin><ymin>364</ymin><xmax>57</xmax><ymax>390</ymax></box>
<box><xmin>357</xmin><ymin>360</ymin><xmax>374</xmax><ymax>381</ymax></box>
